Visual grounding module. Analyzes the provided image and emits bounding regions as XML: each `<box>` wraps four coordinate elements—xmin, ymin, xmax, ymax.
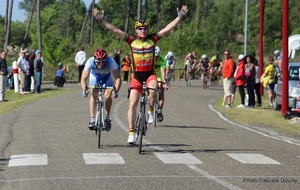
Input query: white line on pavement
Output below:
<box><xmin>226</xmin><ymin>153</ymin><xmax>281</xmax><ymax>165</ymax></box>
<box><xmin>8</xmin><ymin>154</ymin><xmax>47</xmax><ymax>167</ymax></box>
<box><xmin>112</xmin><ymin>97</ymin><xmax>242</xmax><ymax>190</ymax></box>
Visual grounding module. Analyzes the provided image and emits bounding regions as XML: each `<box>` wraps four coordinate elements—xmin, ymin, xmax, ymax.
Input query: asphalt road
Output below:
<box><xmin>0</xmin><ymin>80</ymin><xmax>300</xmax><ymax>190</ymax></box>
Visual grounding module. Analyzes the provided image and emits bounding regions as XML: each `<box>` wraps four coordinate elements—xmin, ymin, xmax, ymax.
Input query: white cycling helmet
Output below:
<box><xmin>155</xmin><ymin>46</ymin><xmax>160</xmax><ymax>57</ymax></box>
<box><xmin>201</xmin><ymin>54</ymin><xmax>207</xmax><ymax>59</ymax></box>
<box><xmin>274</xmin><ymin>49</ymin><xmax>280</xmax><ymax>55</ymax></box>
<box><xmin>166</xmin><ymin>51</ymin><xmax>174</xmax><ymax>59</ymax></box>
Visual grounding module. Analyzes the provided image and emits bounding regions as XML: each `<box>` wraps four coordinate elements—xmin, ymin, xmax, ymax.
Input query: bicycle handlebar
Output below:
<box><xmin>85</xmin><ymin>84</ymin><xmax>118</xmax><ymax>97</ymax></box>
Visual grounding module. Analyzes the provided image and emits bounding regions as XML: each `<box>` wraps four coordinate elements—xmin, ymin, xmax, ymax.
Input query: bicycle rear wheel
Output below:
<box><xmin>133</xmin><ymin>113</ymin><xmax>141</xmax><ymax>145</ymax></box>
<box><xmin>166</xmin><ymin>72</ymin><xmax>172</xmax><ymax>86</ymax></box>
<box><xmin>153</xmin><ymin>91</ymin><xmax>159</xmax><ymax>127</ymax></box>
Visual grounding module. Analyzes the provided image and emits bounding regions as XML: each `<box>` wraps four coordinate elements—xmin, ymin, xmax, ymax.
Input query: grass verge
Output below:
<box><xmin>213</xmin><ymin>95</ymin><xmax>300</xmax><ymax>138</ymax></box>
<box><xmin>0</xmin><ymin>87</ymin><xmax>73</xmax><ymax>115</ymax></box>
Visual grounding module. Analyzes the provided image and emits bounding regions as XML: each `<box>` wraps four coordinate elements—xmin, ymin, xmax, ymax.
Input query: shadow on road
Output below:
<box><xmin>160</xmin><ymin>125</ymin><xmax>228</xmax><ymax>130</ymax></box>
<box><xmin>142</xmin><ymin>147</ymin><xmax>260</xmax><ymax>154</ymax></box>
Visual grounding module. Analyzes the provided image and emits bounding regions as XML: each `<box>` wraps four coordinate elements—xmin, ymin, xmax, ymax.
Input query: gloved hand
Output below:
<box><xmin>93</xmin><ymin>9</ymin><xmax>106</xmax><ymax>22</ymax></box>
<box><xmin>177</xmin><ymin>5</ymin><xmax>188</xmax><ymax>20</ymax></box>
<box><xmin>82</xmin><ymin>90</ymin><xmax>89</xmax><ymax>97</ymax></box>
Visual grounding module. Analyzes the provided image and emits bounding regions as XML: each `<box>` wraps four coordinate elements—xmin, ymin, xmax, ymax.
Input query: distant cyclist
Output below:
<box><xmin>184</xmin><ymin>51</ymin><xmax>197</xmax><ymax>80</ymax></box>
<box><xmin>93</xmin><ymin>5</ymin><xmax>188</xmax><ymax>144</ymax></box>
<box><xmin>154</xmin><ymin>46</ymin><xmax>169</xmax><ymax>122</ymax></box>
<box><xmin>81</xmin><ymin>48</ymin><xmax>121</xmax><ymax>131</ymax></box>
<box><xmin>199</xmin><ymin>54</ymin><xmax>210</xmax><ymax>84</ymax></box>
<box><xmin>165</xmin><ymin>51</ymin><xmax>176</xmax><ymax>82</ymax></box>
<box><xmin>209</xmin><ymin>53</ymin><xmax>222</xmax><ymax>85</ymax></box>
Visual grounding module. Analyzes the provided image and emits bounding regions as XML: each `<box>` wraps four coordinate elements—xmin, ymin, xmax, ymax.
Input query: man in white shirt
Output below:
<box><xmin>17</xmin><ymin>49</ymin><xmax>29</xmax><ymax>94</ymax></box>
<box><xmin>75</xmin><ymin>47</ymin><xmax>86</xmax><ymax>83</ymax></box>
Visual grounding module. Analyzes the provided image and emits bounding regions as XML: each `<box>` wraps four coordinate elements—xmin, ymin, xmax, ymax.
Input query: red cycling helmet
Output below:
<box><xmin>94</xmin><ymin>48</ymin><xmax>107</xmax><ymax>60</ymax></box>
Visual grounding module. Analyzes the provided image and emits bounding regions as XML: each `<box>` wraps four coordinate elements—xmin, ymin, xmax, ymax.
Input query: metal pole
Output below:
<box><xmin>244</xmin><ymin>0</ymin><xmax>248</xmax><ymax>55</ymax></box>
<box><xmin>281</xmin><ymin>0</ymin><xmax>289</xmax><ymax>115</ymax></box>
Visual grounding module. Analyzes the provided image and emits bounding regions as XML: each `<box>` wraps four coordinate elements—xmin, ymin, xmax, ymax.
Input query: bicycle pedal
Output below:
<box><xmin>88</xmin><ymin>126</ymin><xmax>96</xmax><ymax>130</ymax></box>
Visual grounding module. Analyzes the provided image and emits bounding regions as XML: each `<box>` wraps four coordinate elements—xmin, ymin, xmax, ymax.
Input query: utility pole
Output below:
<box><xmin>281</xmin><ymin>0</ymin><xmax>289</xmax><ymax>115</ymax></box>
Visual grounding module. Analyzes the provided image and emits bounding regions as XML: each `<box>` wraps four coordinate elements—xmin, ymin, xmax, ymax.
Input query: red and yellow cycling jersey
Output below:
<box><xmin>125</xmin><ymin>34</ymin><xmax>160</xmax><ymax>72</ymax></box>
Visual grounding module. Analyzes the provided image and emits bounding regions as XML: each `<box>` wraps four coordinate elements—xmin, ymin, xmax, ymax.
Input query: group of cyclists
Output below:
<box><xmin>80</xmin><ymin>4</ymin><xmax>230</xmax><ymax>145</ymax></box>
<box><xmin>80</xmin><ymin>5</ymin><xmax>188</xmax><ymax>144</ymax></box>
<box><xmin>184</xmin><ymin>51</ymin><xmax>222</xmax><ymax>87</ymax></box>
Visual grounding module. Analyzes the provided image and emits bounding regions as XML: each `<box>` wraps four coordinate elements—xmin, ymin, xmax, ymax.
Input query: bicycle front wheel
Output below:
<box><xmin>138</xmin><ymin>112</ymin><xmax>146</xmax><ymax>154</ymax></box>
<box><xmin>98</xmin><ymin>106</ymin><xmax>104</xmax><ymax>148</ymax></box>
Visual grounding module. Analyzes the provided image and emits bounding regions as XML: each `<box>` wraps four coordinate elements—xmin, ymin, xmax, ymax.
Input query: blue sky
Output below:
<box><xmin>0</xmin><ymin>0</ymin><xmax>97</xmax><ymax>22</ymax></box>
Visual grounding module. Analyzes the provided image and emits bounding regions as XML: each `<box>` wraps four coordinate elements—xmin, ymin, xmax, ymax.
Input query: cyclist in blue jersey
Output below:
<box><xmin>81</xmin><ymin>49</ymin><xmax>121</xmax><ymax>131</ymax></box>
<box><xmin>165</xmin><ymin>51</ymin><xmax>176</xmax><ymax>82</ymax></box>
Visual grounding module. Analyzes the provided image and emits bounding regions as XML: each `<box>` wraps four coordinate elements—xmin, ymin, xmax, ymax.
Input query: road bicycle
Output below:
<box><xmin>166</xmin><ymin>70</ymin><xmax>173</xmax><ymax>87</ymax></box>
<box><xmin>186</xmin><ymin>71</ymin><xmax>193</xmax><ymax>86</ymax></box>
<box><xmin>86</xmin><ymin>82</ymin><xmax>116</xmax><ymax>148</ymax></box>
<box><xmin>131</xmin><ymin>82</ymin><xmax>157</xmax><ymax>154</ymax></box>
<box><xmin>152</xmin><ymin>82</ymin><xmax>164</xmax><ymax>127</ymax></box>
<box><xmin>202</xmin><ymin>68</ymin><xmax>209</xmax><ymax>89</ymax></box>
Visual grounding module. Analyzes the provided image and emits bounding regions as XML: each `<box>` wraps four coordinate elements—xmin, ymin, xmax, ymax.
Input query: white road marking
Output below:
<box><xmin>113</xmin><ymin>97</ymin><xmax>242</xmax><ymax>190</ymax></box>
<box><xmin>83</xmin><ymin>153</ymin><xmax>125</xmax><ymax>164</ymax></box>
<box><xmin>208</xmin><ymin>97</ymin><xmax>300</xmax><ymax>147</ymax></box>
<box><xmin>226</xmin><ymin>153</ymin><xmax>281</xmax><ymax>164</ymax></box>
<box><xmin>8</xmin><ymin>154</ymin><xmax>48</xmax><ymax>167</ymax></box>
<box><xmin>155</xmin><ymin>152</ymin><xmax>202</xmax><ymax>164</ymax></box>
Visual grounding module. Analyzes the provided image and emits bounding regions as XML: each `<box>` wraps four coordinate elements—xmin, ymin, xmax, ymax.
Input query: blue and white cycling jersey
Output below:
<box><xmin>84</xmin><ymin>56</ymin><xmax>118</xmax><ymax>87</ymax></box>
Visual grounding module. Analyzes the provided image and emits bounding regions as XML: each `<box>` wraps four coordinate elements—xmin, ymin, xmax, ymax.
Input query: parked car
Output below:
<box><xmin>274</xmin><ymin>62</ymin><xmax>300</xmax><ymax>110</ymax></box>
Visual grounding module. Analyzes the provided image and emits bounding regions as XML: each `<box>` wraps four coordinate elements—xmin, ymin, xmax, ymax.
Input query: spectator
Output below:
<box><xmin>28</xmin><ymin>52</ymin><xmax>36</xmax><ymax>93</ymax></box>
<box><xmin>0</xmin><ymin>50</ymin><xmax>8</xmax><ymax>102</ymax></box>
<box><xmin>54</xmin><ymin>62</ymin><xmax>69</xmax><ymax>87</ymax></box>
<box><xmin>121</xmin><ymin>54</ymin><xmax>131</xmax><ymax>83</ymax></box>
<box><xmin>262</xmin><ymin>56</ymin><xmax>276</xmax><ymax>107</ymax></box>
<box><xmin>24</xmin><ymin>51</ymin><xmax>31</xmax><ymax>93</ymax></box>
<box><xmin>251</xmin><ymin>53</ymin><xmax>262</xmax><ymax>107</ymax></box>
<box><xmin>34</xmin><ymin>50</ymin><xmax>43</xmax><ymax>93</ymax></box>
<box><xmin>114</xmin><ymin>48</ymin><xmax>121</xmax><ymax>70</ymax></box>
<box><xmin>17</xmin><ymin>49</ymin><xmax>29</xmax><ymax>95</ymax></box>
<box><xmin>222</xmin><ymin>50</ymin><xmax>235</xmax><ymax>108</ymax></box>
<box><xmin>234</xmin><ymin>54</ymin><xmax>246</xmax><ymax>108</ymax></box>
<box><xmin>244</xmin><ymin>55</ymin><xmax>256</xmax><ymax>108</ymax></box>
<box><xmin>75</xmin><ymin>47</ymin><xmax>86</xmax><ymax>84</ymax></box>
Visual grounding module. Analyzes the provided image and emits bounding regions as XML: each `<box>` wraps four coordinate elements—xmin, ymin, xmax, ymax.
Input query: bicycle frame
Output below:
<box><xmin>131</xmin><ymin>82</ymin><xmax>157</xmax><ymax>154</ymax></box>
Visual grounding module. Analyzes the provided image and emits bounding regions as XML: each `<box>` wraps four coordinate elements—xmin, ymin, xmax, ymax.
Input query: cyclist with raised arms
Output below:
<box><xmin>154</xmin><ymin>46</ymin><xmax>169</xmax><ymax>122</ymax></box>
<box><xmin>93</xmin><ymin>5</ymin><xmax>188</xmax><ymax>144</ymax></box>
<box><xmin>165</xmin><ymin>51</ymin><xmax>176</xmax><ymax>82</ymax></box>
<box><xmin>81</xmin><ymin>48</ymin><xmax>121</xmax><ymax>131</ymax></box>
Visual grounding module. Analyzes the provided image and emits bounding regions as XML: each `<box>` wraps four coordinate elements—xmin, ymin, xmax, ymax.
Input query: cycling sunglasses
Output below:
<box><xmin>95</xmin><ymin>59</ymin><xmax>106</xmax><ymax>64</ymax></box>
<box><xmin>137</xmin><ymin>27</ymin><xmax>148</xmax><ymax>31</ymax></box>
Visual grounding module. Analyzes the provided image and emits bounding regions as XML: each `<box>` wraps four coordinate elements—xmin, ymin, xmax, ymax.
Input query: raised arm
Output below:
<box><xmin>158</xmin><ymin>5</ymin><xmax>188</xmax><ymax>38</ymax></box>
<box><xmin>93</xmin><ymin>9</ymin><xmax>126</xmax><ymax>40</ymax></box>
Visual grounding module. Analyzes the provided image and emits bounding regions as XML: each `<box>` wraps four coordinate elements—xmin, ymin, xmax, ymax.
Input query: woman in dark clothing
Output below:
<box><xmin>28</xmin><ymin>53</ymin><xmax>35</xmax><ymax>93</ymax></box>
<box><xmin>244</xmin><ymin>55</ymin><xmax>256</xmax><ymax>108</ymax></box>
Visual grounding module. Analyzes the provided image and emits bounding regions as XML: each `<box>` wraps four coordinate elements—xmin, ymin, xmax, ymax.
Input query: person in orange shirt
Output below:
<box><xmin>121</xmin><ymin>54</ymin><xmax>131</xmax><ymax>83</ymax></box>
<box><xmin>222</xmin><ymin>50</ymin><xmax>236</xmax><ymax>108</ymax></box>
